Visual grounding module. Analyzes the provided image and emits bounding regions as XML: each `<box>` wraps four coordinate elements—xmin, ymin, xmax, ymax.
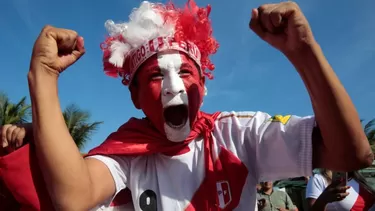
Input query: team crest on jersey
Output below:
<box><xmin>269</xmin><ymin>115</ymin><xmax>291</xmax><ymax>125</ymax></box>
<box><xmin>216</xmin><ymin>181</ymin><xmax>232</xmax><ymax>209</ymax></box>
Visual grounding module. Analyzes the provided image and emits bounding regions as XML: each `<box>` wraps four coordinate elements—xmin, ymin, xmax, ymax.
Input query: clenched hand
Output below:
<box><xmin>249</xmin><ymin>1</ymin><xmax>314</xmax><ymax>55</ymax></box>
<box><xmin>1</xmin><ymin>124</ymin><xmax>31</xmax><ymax>152</ymax></box>
<box><xmin>29</xmin><ymin>25</ymin><xmax>85</xmax><ymax>76</ymax></box>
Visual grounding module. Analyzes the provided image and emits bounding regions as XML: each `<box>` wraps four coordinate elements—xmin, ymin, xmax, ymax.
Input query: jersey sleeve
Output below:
<box><xmin>86</xmin><ymin>155</ymin><xmax>130</xmax><ymax>207</ymax></box>
<box><xmin>215</xmin><ymin>111</ymin><xmax>315</xmax><ymax>183</ymax></box>
<box><xmin>306</xmin><ymin>174</ymin><xmax>327</xmax><ymax>199</ymax></box>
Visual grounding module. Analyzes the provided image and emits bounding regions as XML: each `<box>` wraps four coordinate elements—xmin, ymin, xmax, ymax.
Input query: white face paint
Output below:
<box><xmin>158</xmin><ymin>51</ymin><xmax>190</xmax><ymax>142</ymax></box>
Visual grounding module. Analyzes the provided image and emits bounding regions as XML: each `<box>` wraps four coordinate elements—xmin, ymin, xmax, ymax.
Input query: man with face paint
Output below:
<box><xmin>0</xmin><ymin>1</ymin><xmax>373</xmax><ymax>211</ymax></box>
<box><xmin>131</xmin><ymin>51</ymin><xmax>203</xmax><ymax>143</ymax></box>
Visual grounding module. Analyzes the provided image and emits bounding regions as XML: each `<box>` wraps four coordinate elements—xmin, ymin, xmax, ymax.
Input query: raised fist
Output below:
<box><xmin>30</xmin><ymin>25</ymin><xmax>85</xmax><ymax>76</ymax></box>
<box><xmin>1</xmin><ymin>124</ymin><xmax>31</xmax><ymax>151</ymax></box>
<box><xmin>249</xmin><ymin>1</ymin><xmax>314</xmax><ymax>55</ymax></box>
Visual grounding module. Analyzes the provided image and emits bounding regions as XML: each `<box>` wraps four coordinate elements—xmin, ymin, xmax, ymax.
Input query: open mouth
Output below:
<box><xmin>163</xmin><ymin>104</ymin><xmax>189</xmax><ymax>129</ymax></box>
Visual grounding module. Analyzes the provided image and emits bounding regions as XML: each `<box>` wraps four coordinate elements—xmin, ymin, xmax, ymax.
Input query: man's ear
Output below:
<box><xmin>200</xmin><ymin>75</ymin><xmax>206</xmax><ymax>86</ymax></box>
<box><xmin>129</xmin><ymin>85</ymin><xmax>141</xmax><ymax>109</ymax></box>
<box><xmin>200</xmin><ymin>76</ymin><xmax>207</xmax><ymax>95</ymax></box>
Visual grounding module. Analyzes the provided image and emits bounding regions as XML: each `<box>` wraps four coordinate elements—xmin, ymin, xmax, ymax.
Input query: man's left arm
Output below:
<box><xmin>289</xmin><ymin>38</ymin><xmax>372</xmax><ymax>171</ymax></box>
<box><xmin>249</xmin><ymin>2</ymin><xmax>372</xmax><ymax>172</ymax></box>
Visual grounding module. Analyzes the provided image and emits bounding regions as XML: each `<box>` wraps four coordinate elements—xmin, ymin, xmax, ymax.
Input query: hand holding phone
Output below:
<box><xmin>332</xmin><ymin>171</ymin><xmax>348</xmax><ymax>185</ymax></box>
<box><xmin>322</xmin><ymin>177</ymin><xmax>350</xmax><ymax>203</ymax></box>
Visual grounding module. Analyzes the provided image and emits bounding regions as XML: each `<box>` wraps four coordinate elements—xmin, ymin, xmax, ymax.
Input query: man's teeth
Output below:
<box><xmin>167</xmin><ymin>121</ymin><xmax>185</xmax><ymax>129</ymax></box>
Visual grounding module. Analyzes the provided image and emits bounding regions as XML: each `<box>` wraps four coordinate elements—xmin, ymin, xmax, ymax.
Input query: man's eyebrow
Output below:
<box><xmin>180</xmin><ymin>63</ymin><xmax>193</xmax><ymax>69</ymax></box>
<box><xmin>145</xmin><ymin>65</ymin><xmax>161</xmax><ymax>72</ymax></box>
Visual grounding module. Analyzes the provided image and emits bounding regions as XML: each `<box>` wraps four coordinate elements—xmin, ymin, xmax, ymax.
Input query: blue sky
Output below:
<box><xmin>1</xmin><ymin>0</ymin><xmax>374</xmax><ymax>152</ymax></box>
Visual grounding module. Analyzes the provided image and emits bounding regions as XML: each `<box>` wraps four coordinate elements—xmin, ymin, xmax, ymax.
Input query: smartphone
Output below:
<box><xmin>332</xmin><ymin>171</ymin><xmax>348</xmax><ymax>185</ymax></box>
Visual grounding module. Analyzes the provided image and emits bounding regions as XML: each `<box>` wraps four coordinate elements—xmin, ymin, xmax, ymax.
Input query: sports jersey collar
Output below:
<box><xmin>86</xmin><ymin>111</ymin><xmax>220</xmax><ymax>156</ymax></box>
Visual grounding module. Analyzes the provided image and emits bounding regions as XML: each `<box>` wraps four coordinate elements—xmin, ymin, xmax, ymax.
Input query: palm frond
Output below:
<box><xmin>365</xmin><ymin>119</ymin><xmax>375</xmax><ymax>137</ymax></box>
<box><xmin>0</xmin><ymin>92</ymin><xmax>8</xmax><ymax>107</ymax></box>
<box><xmin>362</xmin><ymin>118</ymin><xmax>375</xmax><ymax>154</ymax></box>
<box><xmin>64</xmin><ymin>104</ymin><xmax>90</xmax><ymax>132</ymax></box>
<box><xmin>0</xmin><ymin>93</ymin><xmax>102</xmax><ymax>151</ymax></box>
<box><xmin>72</xmin><ymin>121</ymin><xmax>103</xmax><ymax>150</ymax></box>
<box><xmin>63</xmin><ymin>104</ymin><xmax>103</xmax><ymax>150</ymax></box>
<box><xmin>0</xmin><ymin>93</ymin><xmax>31</xmax><ymax>125</ymax></box>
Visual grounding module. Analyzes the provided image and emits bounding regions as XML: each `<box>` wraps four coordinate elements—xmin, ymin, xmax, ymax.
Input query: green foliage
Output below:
<box><xmin>362</xmin><ymin>119</ymin><xmax>375</xmax><ymax>153</ymax></box>
<box><xmin>364</xmin><ymin>119</ymin><xmax>375</xmax><ymax>146</ymax></box>
<box><xmin>0</xmin><ymin>92</ymin><xmax>31</xmax><ymax>125</ymax></box>
<box><xmin>0</xmin><ymin>92</ymin><xmax>102</xmax><ymax>150</ymax></box>
<box><xmin>63</xmin><ymin>104</ymin><xmax>103</xmax><ymax>150</ymax></box>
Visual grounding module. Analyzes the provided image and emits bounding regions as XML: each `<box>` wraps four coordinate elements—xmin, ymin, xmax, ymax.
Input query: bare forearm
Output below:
<box><xmin>28</xmin><ymin>71</ymin><xmax>93</xmax><ymax>210</ymax></box>
<box><xmin>288</xmin><ymin>42</ymin><xmax>372</xmax><ymax>171</ymax></box>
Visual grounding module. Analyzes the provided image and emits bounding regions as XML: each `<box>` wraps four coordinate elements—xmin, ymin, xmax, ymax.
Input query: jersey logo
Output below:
<box><xmin>269</xmin><ymin>115</ymin><xmax>291</xmax><ymax>125</ymax></box>
<box><xmin>216</xmin><ymin>180</ymin><xmax>232</xmax><ymax>209</ymax></box>
<box><xmin>186</xmin><ymin>147</ymin><xmax>248</xmax><ymax>211</ymax></box>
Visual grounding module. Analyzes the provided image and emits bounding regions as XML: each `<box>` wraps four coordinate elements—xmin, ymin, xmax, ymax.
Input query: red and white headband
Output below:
<box><xmin>123</xmin><ymin>36</ymin><xmax>202</xmax><ymax>85</ymax></box>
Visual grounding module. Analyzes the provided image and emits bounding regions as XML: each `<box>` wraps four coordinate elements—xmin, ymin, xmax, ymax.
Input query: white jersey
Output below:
<box><xmin>88</xmin><ymin>111</ymin><xmax>315</xmax><ymax>211</ymax></box>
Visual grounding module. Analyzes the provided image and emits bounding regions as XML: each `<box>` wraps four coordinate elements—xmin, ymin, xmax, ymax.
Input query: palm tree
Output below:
<box><xmin>0</xmin><ymin>92</ymin><xmax>31</xmax><ymax>125</ymax></box>
<box><xmin>0</xmin><ymin>92</ymin><xmax>102</xmax><ymax>151</ymax></box>
<box><xmin>63</xmin><ymin>104</ymin><xmax>103</xmax><ymax>150</ymax></box>
<box><xmin>363</xmin><ymin>119</ymin><xmax>375</xmax><ymax>153</ymax></box>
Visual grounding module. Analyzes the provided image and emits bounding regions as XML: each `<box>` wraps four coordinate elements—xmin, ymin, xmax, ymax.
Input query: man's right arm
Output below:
<box><xmin>27</xmin><ymin>26</ymin><xmax>116</xmax><ymax>210</ymax></box>
<box><xmin>28</xmin><ymin>67</ymin><xmax>116</xmax><ymax>210</ymax></box>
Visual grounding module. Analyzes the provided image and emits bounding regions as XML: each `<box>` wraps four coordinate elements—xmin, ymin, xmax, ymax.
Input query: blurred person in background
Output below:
<box><xmin>257</xmin><ymin>181</ymin><xmax>298</xmax><ymax>211</ymax></box>
<box><xmin>306</xmin><ymin>169</ymin><xmax>375</xmax><ymax>210</ymax></box>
